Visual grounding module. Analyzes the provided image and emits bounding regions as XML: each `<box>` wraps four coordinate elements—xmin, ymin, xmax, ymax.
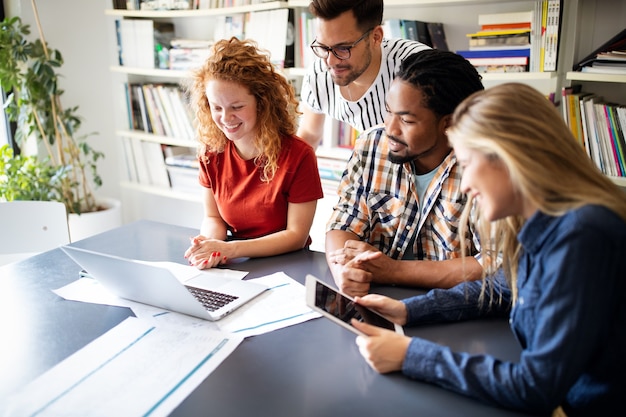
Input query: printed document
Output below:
<box><xmin>1</xmin><ymin>317</ymin><xmax>242</xmax><ymax>417</ymax></box>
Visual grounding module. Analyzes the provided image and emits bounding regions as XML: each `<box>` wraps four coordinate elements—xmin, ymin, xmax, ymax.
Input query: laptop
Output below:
<box><xmin>61</xmin><ymin>246</ymin><xmax>268</xmax><ymax>321</ymax></box>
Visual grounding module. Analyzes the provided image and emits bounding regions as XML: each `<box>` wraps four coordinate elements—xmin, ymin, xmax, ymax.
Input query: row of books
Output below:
<box><xmin>298</xmin><ymin>11</ymin><xmax>316</xmax><ymax>70</ymax></box>
<box><xmin>214</xmin><ymin>8</ymin><xmax>295</xmax><ymax>68</ymax></box>
<box><xmin>562</xmin><ymin>86</ymin><xmax>626</xmax><ymax>178</ymax></box>
<box><xmin>194</xmin><ymin>0</ymin><xmax>269</xmax><ymax>8</ymax></box>
<box><xmin>120</xmin><ymin>135</ymin><xmax>202</xmax><ymax>192</ymax></box>
<box><xmin>456</xmin><ymin>0</ymin><xmax>562</xmax><ymax>73</ymax></box>
<box><xmin>115</xmin><ymin>1</ymin><xmax>251</xmax><ymax>10</ymax></box>
<box><xmin>114</xmin><ymin>0</ymin><xmax>192</xmax><ymax>10</ymax></box>
<box><xmin>319</xmin><ymin>119</ymin><xmax>359</xmax><ymax>150</ymax></box>
<box><xmin>382</xmin><ymin>19</ymin><xmax>449</xmax><ymax>51</ymax></box>
<box><xmin>113</xmin><ymin>0</ymin><xmax>278</xmax><ymax>11</ymax></box>
<box><xmin>115</xmin><ymin>9</ymin><xmax>294</xmax><ymax>70</ymax></box>
<box><xmin>126</xmin><ymin>82</ymin><xmax>195</xmax><ymax>141</ymax></box>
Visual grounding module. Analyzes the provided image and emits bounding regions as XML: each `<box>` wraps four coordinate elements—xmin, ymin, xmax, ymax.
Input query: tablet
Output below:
<box><xmin>305</xmin><ymin>274</ymin><xmax>404</xmax><ymax>336</ymax></box>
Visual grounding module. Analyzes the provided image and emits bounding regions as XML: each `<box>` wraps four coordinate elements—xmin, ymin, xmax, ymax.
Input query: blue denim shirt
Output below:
<box><xmin>401</xmin><ymin>205</ymin><xmax>626</xmax><ymax>416</ymax></box>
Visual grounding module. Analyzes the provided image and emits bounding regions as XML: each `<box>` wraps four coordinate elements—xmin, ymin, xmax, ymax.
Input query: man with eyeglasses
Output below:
<box><xmin>297</xmin><ymin>0</ymin><xmax>430</xmax><ymax>148</ymax></box>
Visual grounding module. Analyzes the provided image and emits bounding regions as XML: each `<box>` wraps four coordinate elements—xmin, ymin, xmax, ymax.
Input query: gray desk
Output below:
<box><xmin>0</xmin><ymin>220</ymin><xmax>540</xmax><ymax>416</ymax></box>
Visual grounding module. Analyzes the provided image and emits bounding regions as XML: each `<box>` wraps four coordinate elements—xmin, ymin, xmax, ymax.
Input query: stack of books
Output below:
<box><xmin>456</xmin><ymin>0</ymin><xmax>562</xmax><ymax>73</ymax></box>
<box><xmin>457</xmin><ymin>10</ymin><xmax>533</xmax><ymax>73</ymax></box>
<box><xmin>194</xmin><ymin>0</ymin><xmax>268</xmax><ymax>8</ymax></box>
<box><xmin>115</xmin><ymin>0</ymin><xmax>193</xmax><ymax>10</ymax></box>
<box><xmin>169</xmin><ymin>39</ymin><xmax>213</xmax><ymax>71</ymax></box>
<box><xmin>164</xmin><ymin>147</ymin><xmax>202</xmax><ymax>194</ymax></box>
<box><xmin>573</xmin><ymin>28</ymin><xmax>626</xmax><ymax>75</ymax></box>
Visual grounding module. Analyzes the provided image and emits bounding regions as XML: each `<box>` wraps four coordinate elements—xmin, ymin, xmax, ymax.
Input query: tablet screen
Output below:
<box><xmin>314</xmin><ymin>280</ymin><xmax>396</xmax><ymax>331</ymax></box>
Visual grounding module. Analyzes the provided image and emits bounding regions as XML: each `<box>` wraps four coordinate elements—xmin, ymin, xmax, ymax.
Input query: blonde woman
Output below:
<box><xmin>348</xmin><ymin>83</ymin><xmax>626</xmax><ymax>416</ymax></box>
<box><xmin>184</xmin><ymin>38</ymin><xmax>323</xmax><ymax>268</ymax></box>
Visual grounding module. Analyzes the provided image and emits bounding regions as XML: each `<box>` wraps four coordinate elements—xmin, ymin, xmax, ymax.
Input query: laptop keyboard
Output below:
<box><xmin>186</xmin><ymin>286</ymin><xmax>239</xmax><ymax>312</ymax></box>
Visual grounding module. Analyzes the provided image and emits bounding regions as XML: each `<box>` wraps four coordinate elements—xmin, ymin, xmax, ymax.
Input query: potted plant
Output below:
<box><xmin>0</xmin><ymin>144</ymin><xmax>66</xmax><ymax>201</ymax></box>
<box><xmin>0</xmin><ymin>5</ymin><xmax>103</xmax><ymax>216</ymax></box>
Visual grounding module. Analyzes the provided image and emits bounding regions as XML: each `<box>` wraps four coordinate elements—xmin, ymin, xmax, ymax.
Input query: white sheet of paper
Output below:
<box><xmin>135</xmin><ymin>261</ymin><xmax>248</xmax><ymax>283</ymax></box>
<box><xmin>53</xmin><ymin>272</ymin><xmax>320</xmax><ymax>338</ymax></box>
<box><xmin>214</xmin><ymin>271</ymin><xmax>320</xmax><ymax>337</ymax></box>
<box><xmin>1</xmin><ymin>317</ymin><xmax>242</xmax><ymax>417</ymax></box>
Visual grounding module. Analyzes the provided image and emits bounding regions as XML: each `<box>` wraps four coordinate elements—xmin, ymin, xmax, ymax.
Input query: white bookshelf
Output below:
<box><xmin>107</xmin><ymin>0</ymin><xmax>625</xmax><ymax>227</ymax></box>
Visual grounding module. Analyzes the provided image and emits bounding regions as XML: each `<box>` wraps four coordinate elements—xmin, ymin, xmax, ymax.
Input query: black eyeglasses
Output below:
<box><xmin>310</xmin><ymin>28</ymin><xmax>374</xmax><ymax>60</ymax></box>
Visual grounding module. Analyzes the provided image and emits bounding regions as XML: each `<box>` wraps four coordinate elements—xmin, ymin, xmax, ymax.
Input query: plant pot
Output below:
<box><xmin>68</xmin><ymin>197</ymin><xmax>122</xmax><ymax>242</ymax></box>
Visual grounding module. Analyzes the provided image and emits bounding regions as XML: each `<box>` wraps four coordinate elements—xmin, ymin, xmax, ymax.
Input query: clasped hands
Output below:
<box><xmin>328</xmin><ymin>240</ymin><xmax>393</xmax><ymax>297</ymax></box>
<box><xmin>184</xmin><ymin>235</ymin><xmax>229</xmax><ymax>269</ymax></box>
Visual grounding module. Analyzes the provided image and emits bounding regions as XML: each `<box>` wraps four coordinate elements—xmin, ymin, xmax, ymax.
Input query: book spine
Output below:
<box><xmin>156</xmin><ymin>85</ymin><xmax>182</xmax><ymax>139</ymax></box>
<box><xmin>543</xmin><ymin>0</ymin><xmax>561</xmax><ymax>71</ymax></box>
<box><xmin>583</xmin><ymin>97</ymin><xmax>603</xmax><ymax>172</ymax></box>
<box><xmin>457</xmin><ymin>48</ymin><xmax>531</xmax><ymax>58</ymax></box>
<box><xmin>142</xmin><ymin>84</ymin><xmax>165</xmax><ymax>136</ymax></box>
<box><xmin>478</xmin><ymin>10</ymin><xmax>533</xmax><ymax>26</ymax></box>
<box><xmin>466</xmin><ymin>57</ymin><xmax>528</xmax><ymax>66</ymax></box>
<box><xmin>617</xmin><ymin>107</ymin><xmax>626</xmax><ymax>176</ymax></box>
<box><xmin>593</xmin><ymin>102</ymin><xmax>615</xmax><ymax>176</ymax></box>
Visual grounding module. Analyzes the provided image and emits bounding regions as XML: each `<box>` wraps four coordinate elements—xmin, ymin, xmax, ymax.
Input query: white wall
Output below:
<box><xmin>5</xmin><ymin>0</ymin><xmax>122</xmax><ymax>204</ymax></box>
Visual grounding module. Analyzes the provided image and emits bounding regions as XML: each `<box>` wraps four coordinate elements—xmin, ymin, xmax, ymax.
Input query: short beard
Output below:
<box><xmin>388</xmin><ymin>151</ymin><xmax>413</xmax><ymax>164</ymax></box>
<box><xmin>330</xmin><ymin>47</ymin><xmax>372</xmax><ymax>87</ymax></box>
<box><xmin>387</xmin><ymin>139</ymin><xmax>440</xmax><ymax>165</ymax></box>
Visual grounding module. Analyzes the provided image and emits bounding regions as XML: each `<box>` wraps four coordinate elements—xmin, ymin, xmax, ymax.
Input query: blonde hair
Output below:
<box><xmin>187</xmin><ymin>37</ymin><xmax>300</xmax><ymax>182</ymax></box>
<box><xmin>449</xmin><ymin>83</ymin><xmax>626</xmax><ymax>303</ymax></box>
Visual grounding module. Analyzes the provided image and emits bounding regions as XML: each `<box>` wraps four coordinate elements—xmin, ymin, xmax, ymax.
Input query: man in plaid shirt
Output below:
<box><xmin>326</xmin><ymin>50</ymin><xmax>485</xmax><ymax>297</ymax></box>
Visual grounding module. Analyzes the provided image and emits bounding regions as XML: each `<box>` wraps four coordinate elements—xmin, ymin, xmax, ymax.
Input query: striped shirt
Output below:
<box><xmin>300</xmin><ymin>38</ymin><xmax>430</xmax><ymax>133</ymax></box>
<box><xmin>327</xmin><ymin>127</ymin><xmax>481</xmax><ymax>262</ymax></box>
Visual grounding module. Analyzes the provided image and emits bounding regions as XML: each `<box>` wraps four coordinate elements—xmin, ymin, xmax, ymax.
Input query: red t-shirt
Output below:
<box><xmin>198</xmin><ymin>135</ymin><xmax>324</xmax><ymax>240</ymax></box>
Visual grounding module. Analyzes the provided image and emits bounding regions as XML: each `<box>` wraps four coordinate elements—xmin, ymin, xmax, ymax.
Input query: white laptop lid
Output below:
<box><xmin>61</xmin><ymin>246</ymin><xmax>268</xmax><ymax>321</ymax></box>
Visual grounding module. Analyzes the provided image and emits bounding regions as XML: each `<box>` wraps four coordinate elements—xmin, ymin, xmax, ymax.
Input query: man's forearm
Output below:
<box><xmin>373</xmin><ymin>257</ymin><xmax>483</xmax><ymax>289</ymax></box>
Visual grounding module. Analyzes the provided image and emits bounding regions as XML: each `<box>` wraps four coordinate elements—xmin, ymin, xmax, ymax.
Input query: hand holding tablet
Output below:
<box><xmin>305</xmin><ymin>274</ymin><xmax>404</xmax><ymax>336</ymax></box>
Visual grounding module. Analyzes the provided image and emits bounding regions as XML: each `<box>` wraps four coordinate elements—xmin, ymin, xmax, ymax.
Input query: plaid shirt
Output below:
<box><xmin>327</xmin><ymin>127</ymin><xmax>481</xmax><ymax>262</ymax></box>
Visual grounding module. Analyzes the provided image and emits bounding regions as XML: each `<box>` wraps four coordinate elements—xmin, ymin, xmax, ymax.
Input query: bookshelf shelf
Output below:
<box><xmin>116</xmin><ymin>130</ymin><xmax>197</xmax><ymax>148</ymax></box>
<box><xmin>288</xmin><ymin>0</ymin><xmax>506</xmax><ymax>6</ymax></box>
<box><xmin>608</xmin><ymin>176</ymin><xmax>626</xmax><ymax>187</ymax></box>
<box><xmin>110</xmin><ymin>66</ymin><xmax>558</xmax><ymax>84</ymax></box>
<box><xmin>315</xmin><ymin>146</ymin><xmax>354</xmax><ymax>162</ymax></box>
<box><xmin>566</xmin><ymin>72</ymin><xmax>626</xmax><ymax>84</ymax></box>
<box><xmin>481</xmin><ymin>71</ymin><xmax>556</xmax><ymax>81</ymax></box>
<box><xmin>110</xmin><ymin>66</ymin><xmax>189</xmax><ymax>79</ymax></box>
<box><xmin>105</xmin><ymin>2</ymin><xmax>288</xmax><ymax>18</ymax></box>
<box><xmin>120</xmin><ymin>181</ymin><xmax>202</xmax><ymax>202</ymax></box>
